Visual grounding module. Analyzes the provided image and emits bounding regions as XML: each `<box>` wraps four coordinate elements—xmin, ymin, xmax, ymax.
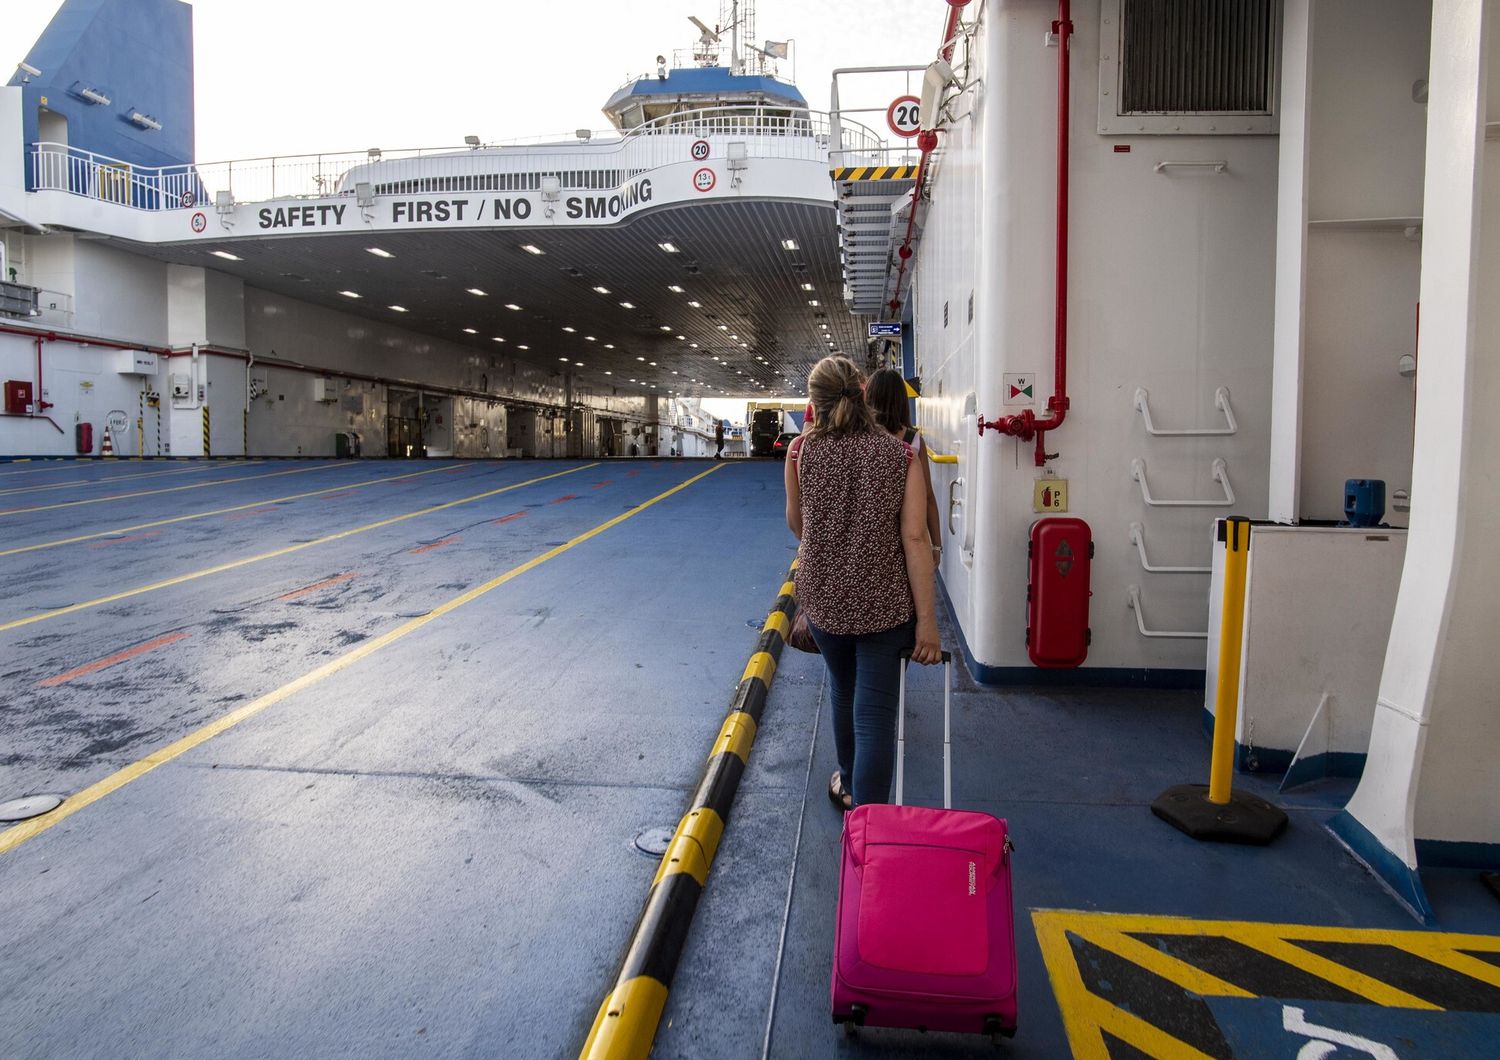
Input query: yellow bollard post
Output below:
<box><xmin>1208</xmin><ymin>517</ymin><xmax>1250</xmax><ymax>804</ymax></box>
<box><xmin>1151</xmin><ymin>517</ymin><xmax>1287</xmax><ymax>844</ymax></box>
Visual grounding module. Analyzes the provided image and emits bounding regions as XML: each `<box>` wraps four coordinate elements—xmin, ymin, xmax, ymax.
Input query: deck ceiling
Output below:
<box><xmin>111</xmin><ymin>199</ymin><xmax>865</xmax><ymax>400</ymax></box>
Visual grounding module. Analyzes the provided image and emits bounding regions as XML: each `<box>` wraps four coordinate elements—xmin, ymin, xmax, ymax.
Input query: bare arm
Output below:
<box><xmin>901</xmin><ymin>452</ymin><xmax>941</xmax><ymax>663</ymax></box>
<box><xmin>917</xmin><ymin>436</ymin><xmax>941</xmax><ymax>552</ymax></box>
<box><xmin>784</xmin><ymin>441</ymin><xmax>802</xmax><ymax>538</ymax></box>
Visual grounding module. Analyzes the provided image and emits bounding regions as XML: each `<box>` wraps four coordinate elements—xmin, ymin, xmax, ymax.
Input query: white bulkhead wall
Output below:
<box><xmin>915</xmin><ymin>0</ymin><xmax>1279</xmax><ymax>673</ymax></box>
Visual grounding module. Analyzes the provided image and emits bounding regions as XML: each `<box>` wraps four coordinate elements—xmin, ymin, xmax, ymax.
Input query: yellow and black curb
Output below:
<box><xmin>580</xmin><ymin>562</ymin><xmax>800</xmax><ymax>1060</ymax></box>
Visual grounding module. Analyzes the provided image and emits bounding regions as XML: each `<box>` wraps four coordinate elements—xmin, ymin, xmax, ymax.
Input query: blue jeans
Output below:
<box><xmin>809</xmin><ymin>617</ymin><xmax>916</xmax><ymax>806</ymax></box>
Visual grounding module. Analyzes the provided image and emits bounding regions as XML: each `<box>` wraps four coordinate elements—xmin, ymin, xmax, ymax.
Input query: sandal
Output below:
<box><xmin>828</xmin><ymin>771</ymin><xmax>853</xmax><ymax>813</ymax></box>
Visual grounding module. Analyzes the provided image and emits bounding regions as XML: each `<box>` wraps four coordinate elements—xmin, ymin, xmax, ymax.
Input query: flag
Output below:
<box><xmin>763</xmin><ymin>40</ymin><xmax>789</xmax><ymax>59</ymax></box>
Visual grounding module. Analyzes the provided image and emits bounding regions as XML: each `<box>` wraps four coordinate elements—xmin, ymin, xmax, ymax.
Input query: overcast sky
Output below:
<box><xmin>15</xmin><ymin>0</ymin><xmax>934</xmax><ymax>161</ymax></box>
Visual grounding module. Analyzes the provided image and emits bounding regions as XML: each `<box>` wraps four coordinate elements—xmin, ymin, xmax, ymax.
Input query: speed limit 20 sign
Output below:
<box><xmin>887</xmin><ymin>95</ymin><xmax>921</xmax><ymax>138</ymax></box>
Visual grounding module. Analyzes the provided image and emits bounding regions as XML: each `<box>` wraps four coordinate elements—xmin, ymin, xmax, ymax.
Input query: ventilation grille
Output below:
<box><xmin>1118</xmin><ymin>0</ymin><xmax>1276</xmax><ymax>115</ymax></box>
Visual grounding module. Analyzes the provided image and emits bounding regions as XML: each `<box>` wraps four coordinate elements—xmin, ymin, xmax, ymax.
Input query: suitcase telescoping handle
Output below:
<box><xmin>895</xmin><ymin>649</ymin><xmax>953</xmax><ymax>809</ymax></box>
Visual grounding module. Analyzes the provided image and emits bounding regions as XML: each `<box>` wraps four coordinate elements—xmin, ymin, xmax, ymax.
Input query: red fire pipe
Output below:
<box><xmin>978</xmin><ymin>0</ymin><xmax>1073</xmax><ymax>466</ymax></box>
<box><xmin>886</xmin><ymin>0</ymin><xmax>971</xmax><ymax>321</ymax></box>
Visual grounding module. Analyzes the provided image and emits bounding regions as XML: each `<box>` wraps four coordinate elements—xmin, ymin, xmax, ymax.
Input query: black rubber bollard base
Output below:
<box><xmin>1151</xmin><ymin>783</ymin><xmax>1289</xmax><ymax>845</ymax></box>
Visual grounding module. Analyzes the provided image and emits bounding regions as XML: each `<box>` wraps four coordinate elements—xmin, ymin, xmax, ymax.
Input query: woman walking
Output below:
<box><xmin>785</xmin><ymin>356</ymin><xmax>942</xmax><ymax>810</ymax></box>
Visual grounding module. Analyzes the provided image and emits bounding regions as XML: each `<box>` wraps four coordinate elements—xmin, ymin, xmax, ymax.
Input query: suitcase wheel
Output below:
<box><xmin>841</xmin><ymin>1003</ymin><xmax>868</xmax><ymax>1036</ymax></box>
<box><xmin>984</xmin><ymin>1014</ymin><xmax>1016</xmax><ymax>1045</ymax></box>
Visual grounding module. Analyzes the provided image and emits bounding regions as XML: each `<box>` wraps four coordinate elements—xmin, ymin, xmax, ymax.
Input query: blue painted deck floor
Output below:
<box><xmin>0</xmin><ymin>457</ymin><xmax>1496</xmax><ymax>1059</ymax></box>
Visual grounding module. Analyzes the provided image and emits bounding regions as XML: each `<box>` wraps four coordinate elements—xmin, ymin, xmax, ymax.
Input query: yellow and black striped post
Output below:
<box><xmin>137</xmin><ymin>391</ymin><xmax>145</xmax><ymax>459</ymax></box>
<box><xmin>201</xmin><ymin>405</ymin><xmax>211</xmax><ymax>457</ymax></box>
<box><xmin>580</xmin><ymin>563</ymin><xmax>799</xmax><ymax>1060</ymax></box>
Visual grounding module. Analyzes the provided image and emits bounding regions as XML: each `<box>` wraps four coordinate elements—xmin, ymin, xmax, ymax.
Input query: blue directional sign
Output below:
<box><xmin>868</xmin><ymin>322</ymin><xmax>902</xmax><ymax>337</ymax></box>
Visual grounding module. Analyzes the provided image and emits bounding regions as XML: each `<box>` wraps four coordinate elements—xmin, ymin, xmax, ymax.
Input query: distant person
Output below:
<box><xmin>715</xmin><ymin>419</ymin><xmax>725</xmax><ymax>459</ymax></box>
<box><xmin>867</xmin><ymin>368</ymin><xmax>942</xmax><ymax>564</ymax></box>
<box><xmin>785</xmin><ymin>356</ymin><xmax>941</xmax><ymax>811</ymax></box>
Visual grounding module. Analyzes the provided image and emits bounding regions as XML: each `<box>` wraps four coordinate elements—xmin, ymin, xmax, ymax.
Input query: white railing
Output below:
<box><xmin>28</xmin><ymin>106</ymin><xmax>886</xmax><ymax>212</ymax></box>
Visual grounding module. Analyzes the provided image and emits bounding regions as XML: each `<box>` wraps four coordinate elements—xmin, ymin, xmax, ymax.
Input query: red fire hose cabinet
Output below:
<box><xmin>1026</xmin><ymin>517</ymin><xmax>1093</xmax><ymax>668</ymax></box>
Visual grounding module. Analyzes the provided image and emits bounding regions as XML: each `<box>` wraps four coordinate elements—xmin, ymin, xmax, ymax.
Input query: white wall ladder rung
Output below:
<box><xmin>1134</xmin><ymin>386</ymin><xmax>1237</xmax><ymax>436</ymax></box>
<box><xmin>1131</xmin><ymin>457</ymin><xmax>1236</xmax><ymax>507</ymax></box>
<box><xmin>1128</xmin><ymin>522</ymin><xmax>1210</xmax><ymax>573</ymax></box>
<box><xmin>1126</xmin><ymin>585</ymin><xmax>1208</xmax><ymax>639</ymax></box>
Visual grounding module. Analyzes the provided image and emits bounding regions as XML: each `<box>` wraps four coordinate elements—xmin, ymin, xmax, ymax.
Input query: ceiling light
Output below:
<box><xmin>211</xmin><ymin>250</ymin><xmax>241</xmax><ymax>261</ymax></box>
<box><xmin>689</xmin><ymin>343</ymin><xmax>698</xmax><ymax>348</ymax></box>
<box><xmin>808</xmin><ymin>299</ymin><xmax>819</xmax><ymax>306</ymax></box>
<box><xmin>604</xmin><ymin>344</ymin><xmax>615</xmax><ymax>349</ymax></box>
<box><xmin>688</xmin><ymin>300</ymin><xmax>702</xmax><ymax>308</ymax></box>
<box><xmin>575</xmin><ymin>361</ymin><xmax>584</xmax><ymax>366</ymax></box>
<box><xmin>518</xmin><ymin>345</ymin><xmax>529</xmax><ymax>350</ymax></box>
<box><xmin>712</xmin><ymin>356</ymin><xmax>719</xmax><ymax>361</ymax></box>
<box><xmin>668</xmin><ymin>285</ymin><xmax>684</xmax><ymax>293</ymax></box>
<box><xmin>801</xmin><ymin>283</ymin><xmax>814</xmax><ymax>291</ymax></box>
<box><xmin>585</xmin><ymin>335</ymin><xmax>596</xmax><ymax>341</ymax></box>
<box><xmin>521</xmin><ymin>244</ymin><xmax>545</xmax><ymax>255</ymax></box>
<box><xmin>741</xmin><ymin>342</ymin><xmax>748</xmax><ymax>348</ymax></box>
<box><xmin>505</xmin><ymin>303</ymin><xmax>522</xmax><ymax>311</ymax></box>
<box><xmin>672</xmin><ymin>370</ymin><xmax>678</xmax><ymax>375</ymax></box>
<box><xmin>593</xmin><ymin>286</ymin><xmax>611</xmax><ymax>294</ymax></box>
<box><xmin>388</xmin><ymin>305</ymin><xmax>408</xmax><ymax>312</ymax></box>
<box><xmin>465</xmin><ymin>288</ymin><xmax>487</xmax><ymax>297</ymax></box>
<box><xmin>718</xmin><ymin>325</ymin><xmax>728</xmax><ymax>331</ymax></box>
<box><xmin>781</xmin><ymin>239</ymin><xmax>799</xmax><ymax>251</ymax></box>
<box><xmin>649</xmin><ymin>361</ymin><xmax>657</xmax><ymax>366</ymax></box>
<box><xmin>605</xmin><ymin>370</ymin><xmax>612</xmax><ymax>375</ymax></box>
<box><xmin>463</xmin><ymin>327</ymin><xmax>477</xmax><ymax>334</ymax></box>
<box><xmin>637</xmin><ymin>356</ymin><xmax>646</xmax><ymax>361</ymax></box>
<box><xmin>492</xmin><ymin>337</ymin><xmax>505</xmax><ymax>343</ymax></box>
<box><xmin>367</xmin><ymin>247</ymin><xmax>394</xmax><ymax>258</ymax></box>
<box><xmin>339</xmin><ymin>290</ymin><xmax>361</xmax><ymax>299</ymax></box>
<box><xmin>658</xmin><ymin>242</ymin><xmax>680</xmax><ymax>253</ymax></box>
<box><xmin>619</xmin><ymin>301</ymin><xmax>635</xmax><ymax>309</ymax></box>
<box><xmin>559</xmin><ymin>357</ymin><xmax>569</xmax><ymax>362</ymax></box>
<box><xmin>659</xmin><ymin>325</ymin><xmax>672</xmax><ymax>332</ymax></box>
<box><xmin>730</xmin><ymin>334</ymin><xmax>739</xmax><ymax>340</ymax></box>
<box><xmin>562</xmin><ymin>326</ymin><xmax>576</xmax><ymax>333</ymax></box>
<box><xmin>676</xmin><ymin>335</ymin><xmax>685</xmax><ymax>340</ymax></box>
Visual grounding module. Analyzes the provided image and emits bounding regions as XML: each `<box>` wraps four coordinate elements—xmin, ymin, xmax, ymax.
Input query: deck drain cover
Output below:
<box><xmin>633</xmin><ymin>826</ymin><xmax>674</xmax><ymax>857</ymax></box>
<box><xmin>0</xmin><ymin>794</ymin><xmax>65</xmax><ymax>823</ymax></box>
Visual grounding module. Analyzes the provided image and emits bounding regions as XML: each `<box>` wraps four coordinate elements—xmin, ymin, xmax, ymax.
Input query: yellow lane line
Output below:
<box><xmin>0</xmin><ymin>461</ymin><xmax>724</xmax><ymax>857</ymax></box>
<box><xmin>0</xmin><ymin>462</ymin><xmax>350</xmax><ymax>517</ymax></box>
<box><xmin>0</xmin><ymin>460</ymin><xmax>262</xmax><ymax>497</ymax></box>
<box><xmin>0</xmin><ymin>462</ymin><xmax>466</xmax><ymax>558</ymax></box>
<box><xmin>0</xmin><ymin>462</ymin><xmax>599</xmax><ymax>633</ymax></box>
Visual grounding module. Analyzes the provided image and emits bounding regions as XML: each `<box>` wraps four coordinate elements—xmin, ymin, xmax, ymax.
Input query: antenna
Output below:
<box><xmin>687</xmin><ymin>14</ymin><xmax>721</xmax><ymax>67</ymax></box>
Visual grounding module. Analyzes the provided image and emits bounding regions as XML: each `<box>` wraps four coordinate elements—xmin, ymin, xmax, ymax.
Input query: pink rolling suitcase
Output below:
<box><xmin>830</xmin><ymin>651</ymin><xmax>1018</xmax><ymax>1042</ymax></box>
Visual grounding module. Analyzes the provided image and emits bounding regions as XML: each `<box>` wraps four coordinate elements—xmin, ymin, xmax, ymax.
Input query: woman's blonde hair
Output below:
<box><xmin>806</xmin><ymin>356</ymin><xmax>876</xmax><ymax>437</ymax></box>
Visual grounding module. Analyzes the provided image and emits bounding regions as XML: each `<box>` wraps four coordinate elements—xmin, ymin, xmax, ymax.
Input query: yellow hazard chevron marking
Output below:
<box><xmin>1033</xmin><ymin>909</ymin><xmax>1500</xmax><ymax>1060</ymax></box>
<box><xmin>761</xmin><ymin>610</ymin><xmax>791</xmax><ymax>639</ymax></box>
<box><xmin>830</xmin><ymin>165</ymin><xmax>920</xmax><ymax>182</ymax></box>
<box><xmin>778</xmin><ymin>579</ymin><xmax>797</xmax><ymax>599</ymax></box>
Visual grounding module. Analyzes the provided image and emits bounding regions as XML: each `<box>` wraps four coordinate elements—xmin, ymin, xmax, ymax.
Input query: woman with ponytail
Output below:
<box><xmin>784</xmin><ymin>356</ymin><xmax>942</xmax><ymax>811</ymax></box>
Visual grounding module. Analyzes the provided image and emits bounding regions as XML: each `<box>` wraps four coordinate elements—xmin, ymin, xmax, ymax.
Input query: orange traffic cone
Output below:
<box><xmin>100</xmin><ymin>431</ymin><xmax>115</xmax><ymax>458</ymax></box>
